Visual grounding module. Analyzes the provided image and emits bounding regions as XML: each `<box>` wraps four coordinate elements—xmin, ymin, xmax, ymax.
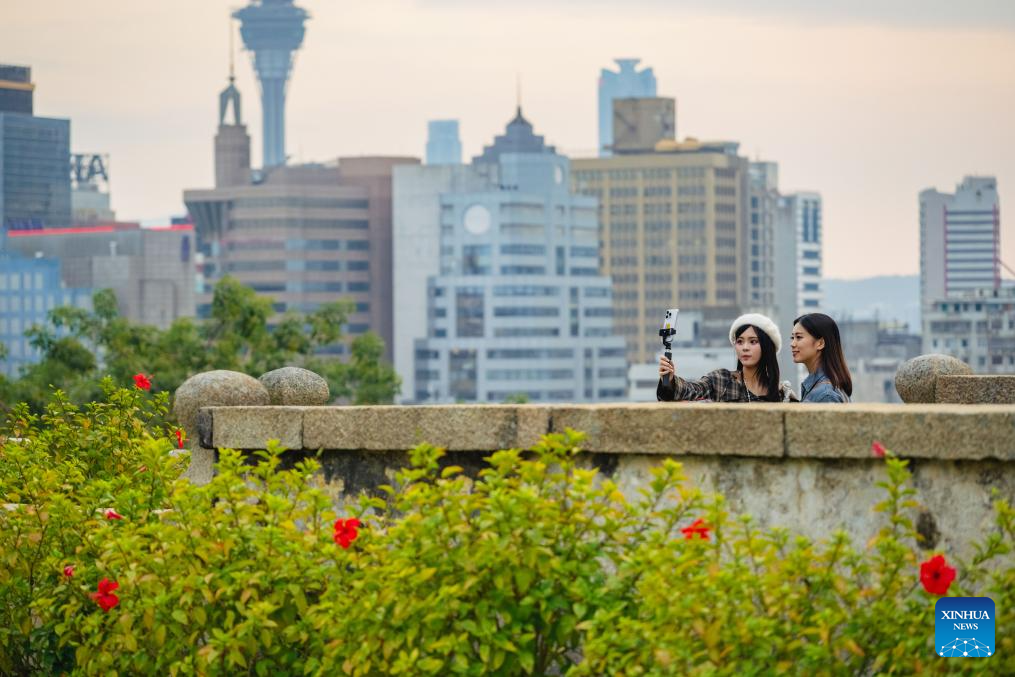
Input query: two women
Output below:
<box><xmin>657</xmin><ymin>312</ymin><xmax>851</xmax><ymax>403</ymax></box>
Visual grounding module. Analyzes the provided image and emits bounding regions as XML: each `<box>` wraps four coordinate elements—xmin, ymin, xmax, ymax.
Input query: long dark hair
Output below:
<box><xmin>734</xmin><ymin>324</ymin><xmax>781</xmax><ymax>402</ymax></box>
<box><xmin>794</xmin><ymin>313</ymin><xmax>853</xmax><ymax>396</ymax></box>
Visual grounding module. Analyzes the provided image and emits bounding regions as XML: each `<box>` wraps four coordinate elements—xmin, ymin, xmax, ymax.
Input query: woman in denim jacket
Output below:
<box><xmin>790</xmin><ymin>313</ymin><xmax>852</xmax><ymax>403</ymax></box>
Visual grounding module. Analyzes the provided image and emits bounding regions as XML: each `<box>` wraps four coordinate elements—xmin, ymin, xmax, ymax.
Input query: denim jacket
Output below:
<box><xmin>800</xmin><ymin>368</ymin><xmax>850</xmax><ymax>403</ymax></box>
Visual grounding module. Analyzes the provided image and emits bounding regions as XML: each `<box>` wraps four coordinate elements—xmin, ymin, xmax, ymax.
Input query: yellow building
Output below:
<box><xmin>572</xmin><ymin>139</ymin><xmax>748</xmax><ymax>364</ymax></box>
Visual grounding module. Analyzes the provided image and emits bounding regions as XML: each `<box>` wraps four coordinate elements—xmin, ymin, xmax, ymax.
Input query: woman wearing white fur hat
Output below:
<box><xmin>657</xmin><ymin>313</ymin><xmax>798</xmax><ymax>402</ymax></box>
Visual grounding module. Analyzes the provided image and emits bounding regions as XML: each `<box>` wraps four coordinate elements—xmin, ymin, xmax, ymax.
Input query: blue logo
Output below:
<box><xmin>936</xmin><ymin>597</ymin><xmax>995</xmax><ymax>658</ymax></box>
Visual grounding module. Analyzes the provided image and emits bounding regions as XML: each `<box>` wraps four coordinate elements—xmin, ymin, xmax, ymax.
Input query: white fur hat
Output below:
<box><xmin>729</xmin><ymin>313</ymin><xmax>782</xmax><ymax>353</ymax></box>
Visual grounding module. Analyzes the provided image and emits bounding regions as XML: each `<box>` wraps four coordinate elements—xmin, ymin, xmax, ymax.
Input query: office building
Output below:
<box><xmin>394</xmin><ymin>108</ymin><xmax>627</xmax><ymax>403</ymax></box>
<box><xmin>185</xmin><ymin>157</ymin><xmax>417</xmax><ymax>359</ymax></box>
<box><xmin>598</xmin><ymin>59</ymin><xmax>657</xmax><ymax>157</ymax></box>
<box><xmin>426</xmin><ymin>120</ymin><xmax>462</xmax><ymax>165</ymax></box>
<box><xmin>572</xmin><ymin>138</ymin><xmax>749</xmax><ymax>365</ymax></box>
<box><xmin>923</xmin><ymin>286</ymin><xmax>1015</xmax><ymax>374</ymax></box>
<box><xmin>785</xmin><ymin>191</ymin><xmax>823</xmax><ymax>313</ymax></box>
<box><xmin>0</xmin><ymin>64</ymin><xmax>71</xmax><ymax>230</ymax></box>
<box><xmin>0</xmin><ymin>64</ymin><xmax>34</xmax><ymax>115</ymax></box>
<box><xmin>4</xmin><ymin>222</ymin><xmax>195</xmax><ymax>329</ymax></box>
<box><xmin>920</xmin><ymin>176</ymin><xmax>1001</xmax><ymax>311</ymax></box>
<box><xmin>0</xmin><ymin>231</ymin><xmax>92</xmax><ymax>377</ymax></box>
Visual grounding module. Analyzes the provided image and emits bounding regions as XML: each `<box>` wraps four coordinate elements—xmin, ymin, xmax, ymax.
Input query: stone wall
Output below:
<box><xmin>187</xmin><ymin>402</ymin><xmax>1015</xmax><ymax>560</ymax></box>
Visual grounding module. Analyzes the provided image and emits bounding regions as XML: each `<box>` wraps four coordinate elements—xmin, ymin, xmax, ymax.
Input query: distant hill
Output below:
<box><xmin>822</xmin><ymin>275</ymin><xmax>921</xmax><ymax>332</ymax></box>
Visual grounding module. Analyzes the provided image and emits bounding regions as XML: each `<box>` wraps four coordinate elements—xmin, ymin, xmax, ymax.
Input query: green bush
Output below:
<box><xmin>0</xmin><ymin>378</ymin><xmax>183</xmax><ymax>674</ymax></box>
<box><xmin>1</xmin><ymin>381</ymin><xmax>1012</xmax><ymax>675</ymax></box>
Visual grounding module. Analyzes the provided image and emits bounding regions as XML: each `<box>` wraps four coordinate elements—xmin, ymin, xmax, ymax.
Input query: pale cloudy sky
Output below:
<box><xmin>5</xmin><ymin>0</ymin><xmax>1015</xmax><ymax>279</ymax></box>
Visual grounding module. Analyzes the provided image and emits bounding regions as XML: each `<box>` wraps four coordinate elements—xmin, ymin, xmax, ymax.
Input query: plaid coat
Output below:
<box><xmin>657</xmin><ymin>368</ymin><xmax>798</xmax><ymax>403</ymax></box>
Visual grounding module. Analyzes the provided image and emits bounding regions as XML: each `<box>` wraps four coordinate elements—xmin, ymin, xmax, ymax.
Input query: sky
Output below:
<box><xmin>5</xmin><ymin>0</ymin><xmax>1015</xmax><ymax>279</ymax></box>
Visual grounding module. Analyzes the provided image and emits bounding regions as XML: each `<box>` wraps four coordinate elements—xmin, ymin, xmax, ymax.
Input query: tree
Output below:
<box><xmin>0</xmin><ymin>276</ymin><xmax>401</xmax><ymax>412</ymax></box>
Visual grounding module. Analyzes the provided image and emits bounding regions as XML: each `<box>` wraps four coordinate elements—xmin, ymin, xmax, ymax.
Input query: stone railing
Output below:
<box><xmin>171</xmin><ymin>359</ymin><xmax>1015</xmax><ymax>560</ymax></box>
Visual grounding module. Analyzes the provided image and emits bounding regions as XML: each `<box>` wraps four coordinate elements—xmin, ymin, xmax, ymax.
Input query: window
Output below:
<box><xmin>493</xmin><ymin>307</ymin><xmax>558</xmax><ymax>317</ymax></box>
<box><xmin>501</xmin><ymin>244</ymin><xmax>545</xmax><ymax>255</ymax></box>
<box><xmin>456</xmin><ymin>288</ymin><xmax>484</xmax><ymax>337</ymax></box>
<box><xmin>463</xmin><ymin>245</ymin><xmax>491</xmax><ymax>275</ymax></box>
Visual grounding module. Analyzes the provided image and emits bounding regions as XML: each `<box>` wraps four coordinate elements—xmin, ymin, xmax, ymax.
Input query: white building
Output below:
<box><xmin>394</xmin><ymin>109</ymin><xmax>627</xmax><ymax>403</ymax></box>
<box><xmin>786</xmin><ymin>191</ymin><xmax>823</xmax><ymax>314</ymax></box>
<box><xmin>923</xmin><ymin>286</ymin><xmax>1015</xmax><ymax>373</ymax></box>
<box><xmin>920</xmin><ymin>176</ymin><xmax>1000</xmax><ymax>310</ymax></box>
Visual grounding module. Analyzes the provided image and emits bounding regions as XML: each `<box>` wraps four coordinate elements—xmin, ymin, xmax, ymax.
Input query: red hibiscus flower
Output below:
<box><xmin>133</xmin><ymin>373</ymin><xmax>152</xmax><ymax>391</ymax></box>
<box><xmin>91</xmin><ymin>578</ymin><xmax>120</xmax><ymax>612</ymax></box>
<box><xmin>175</xmin><ymin>429</ymin><xmax>185</xmax><ymax>449</ymax></box>
<box><xmin>63</xmin><ymin>565</ymin><xmax>75</xmax><ymax>578</ymax></box>
<box><xmin>920</xmin><ymin>554</ymin><xmax>956</xmax><ymax>595</ymax></box>
<box><xmin>680</xmin><ymin>518</ymin><xmax>711</xmax><ymax>541</ymax></box>
<box><xmin>333</xmin><ymin>518</ymin><xmax>362</xmax><ymax>549</ymax></box>
<box><xmin>104</xmin><ymin>508</ymin><xmax>124</xmax><ymax>520</ymax></box>
<box><xmin>871</xmin><ymin>441</ymin><xmax>887</xmax><ymax>458</ymax></box>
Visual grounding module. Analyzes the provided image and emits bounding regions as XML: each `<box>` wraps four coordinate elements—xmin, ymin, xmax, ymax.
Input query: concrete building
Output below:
<box><xmin>0</xmin><ymin>231</ymin><xmax>92</xmax><ymax>377</ymax></box>
<box><xmin>233</xmin><ymin>0</ymin><xmax>308</xmax><ymax>168</ymax></box>
<box><xmin>598</xmin><ymin>59</ymin><xmax>657</xmax><ymax>157</ymax></box>
<box><xmin>185</xmin><ymin>157</ymin><xmax>417</xmax><ymax>359</ymax></box>
<box><xmin>923</xmin><ymin>286</ymin><xmax>1015</xmax><ymax>374</ymax></box>
<box><xmin>394</xmin><ymin>108</ymin><xmax>627</xmax><ymax>403</ymax></box>
<box><xmin>838</xmin><ymin>318</ymin><xmax>922</xmax><ymax>402</ymax></box>
<box><xmin>425</xmin><ymin>120</ymin><xmax>462</xmax><ymax>166</ymax></box>
<box><xmin>611</xmin><ymin>97</ymin><xmax>675</xmax><ymax>155</ymax></box>
<box><xmin>571</xmin><ymin>139</ymin><xmax>750</xmax><ymax>365</ymax></box>
<box><xmin>785</xmin><ymin>192</ymin><xmax>823</xmax><ymax>313</ymax></box>
<box><xmin>920</xmin><ymin>176</ymin><xmax>1001</xmax><ymax>311</ymax></box>
<box><xmin>0</xmin><ymin>64</ymin><xmax>71</xmax><ymax>230</ymax></box>
<box><xmin>3</xmin><ymin>222</ymin><xmax>195</xmax><ymax>329</ymax></box>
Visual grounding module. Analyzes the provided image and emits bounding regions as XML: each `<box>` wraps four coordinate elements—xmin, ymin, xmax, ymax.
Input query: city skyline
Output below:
<box><xmin>4</xmin><ymin>0</ymin><xmax>1014</xmax><ymax>279</ymax></box>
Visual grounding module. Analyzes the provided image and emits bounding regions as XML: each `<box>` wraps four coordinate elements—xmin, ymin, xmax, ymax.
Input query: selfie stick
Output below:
<box><xmin>659</xmin><ymin>308</ymin><xmax>679</xmax><ymax>387</ymax></box>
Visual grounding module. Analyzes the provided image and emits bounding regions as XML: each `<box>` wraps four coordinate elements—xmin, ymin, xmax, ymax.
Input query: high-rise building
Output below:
<box><xmin>3</xmin><ymin>222</ymin><xmax>196</xmax><ymax>329</ymax></box>
<box><xmin>598</xmin><ymin>59</ymin><xmax>657</xmax><ymax>157</ymax></box>
<box><xmin>0</xmin><ymin>64</ymin><xmax>71</xmax><ymax>230</ymax></box>
<box><xmin>425</xmin><ymin>120</ymin><xmax>462</xmax><ymax>165</ymax></box>
<box><xmin>785</xmin><ymin>191</ymin><xmax>823</xmax><ymax>313</ymax></box>
<box><xmin>746</xmin><ymin>161</ymin><xmax>803</xmax><ymax>385</ymax></box>
<box><xmin>185</xmin><ymin>157</ymin><xmax>418</xmax><ymax>360</ymax></box>
<box><xmin>215</xmin><ymin>73</ymin><xmax>252</xmax><ymax>187</ymax></box>
<box><xmin>920</xmin><ymin>176</ymin><xmax>1001</xmax><ymax>311</ymax></box>
<box><xmin>394</xmin><ymin>108</ymin><xmax>627</xmax><ymax>403</ymax></box>
<box><xmin>233</xmin><ymin>0</ymin><xmax>309</xmax><ymax>168</ymax></box>
<box><xmin>0</xmin><ymin>230</ymin><xmax>92</xmax><ymax>377</ymax></box>
<box><xmin>0</xmin><ymin>65</ymin><xmax>34</xmax><ymax>115</ymax></box>
<box><xmin>571</xmin><ymin>139</ymin><xmax>749</xmax><ymax>365</ymax></box>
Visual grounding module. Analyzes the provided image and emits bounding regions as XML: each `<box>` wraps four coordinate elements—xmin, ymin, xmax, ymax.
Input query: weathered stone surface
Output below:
<box><xmin>611</xmin><ymin>454</ymin><xmax>1014</xmax><ymax>560</ymax></box>
<box><xmin>937</xmin><ymin>375</ymin><xmax>1015</xmax><ymax>404</ymax></box>
<box><xmin>172</xmin><ymin>370</ymin><xmax>270</xmax><ymax>484</ymax></box>
<box><xmin>895</xmin><ymin>354</ymin><xmax>972</xmax><ymax>403</ymax></box>
<box><xmin>304</xmin><ymin>405</ymin><xmax>537</xmax><ymax>451</ymax></box>
<box><xmin>548</xmin><ymin>402</ymin><xmax>785</xmax><ymax>456</ymax></box>
<box><xmin>203</xmin><ymin>406</ymin><xmax>305</xmax><ymax>450</ymax></box>
<box><xmin>179</xmin><ymin>448</ymin><xmax>215</xmax><ymax>485</ymax></box>
<box><xmin>173</xmin><ymin>371</ymin><xmax>270</xmax><ymax>442</ymax></box>
<box><xmin>259</xmin><ymin>367</ymin><xmax>330</xmax><ymax>406</ymax></box>
<box><xmin>786</xmin><ymin>403</ymin><xmax>1015</xmax><ymax>460</ymax></box>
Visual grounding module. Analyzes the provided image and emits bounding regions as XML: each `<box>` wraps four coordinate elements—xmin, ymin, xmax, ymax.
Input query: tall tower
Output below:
<box><xmin>598</xmin><ymin>58</ymin><xmax>656</xmax><ymax>157</ymax></box>
<box><xmin>233</xmin><ymin>0</ymin><xmax>308</xmax><ymax>168</ymax></box>
<box><xmin>214</xmin><ymin>69</ymin><xmax>251</xmax><ymax>187</ymax></box>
